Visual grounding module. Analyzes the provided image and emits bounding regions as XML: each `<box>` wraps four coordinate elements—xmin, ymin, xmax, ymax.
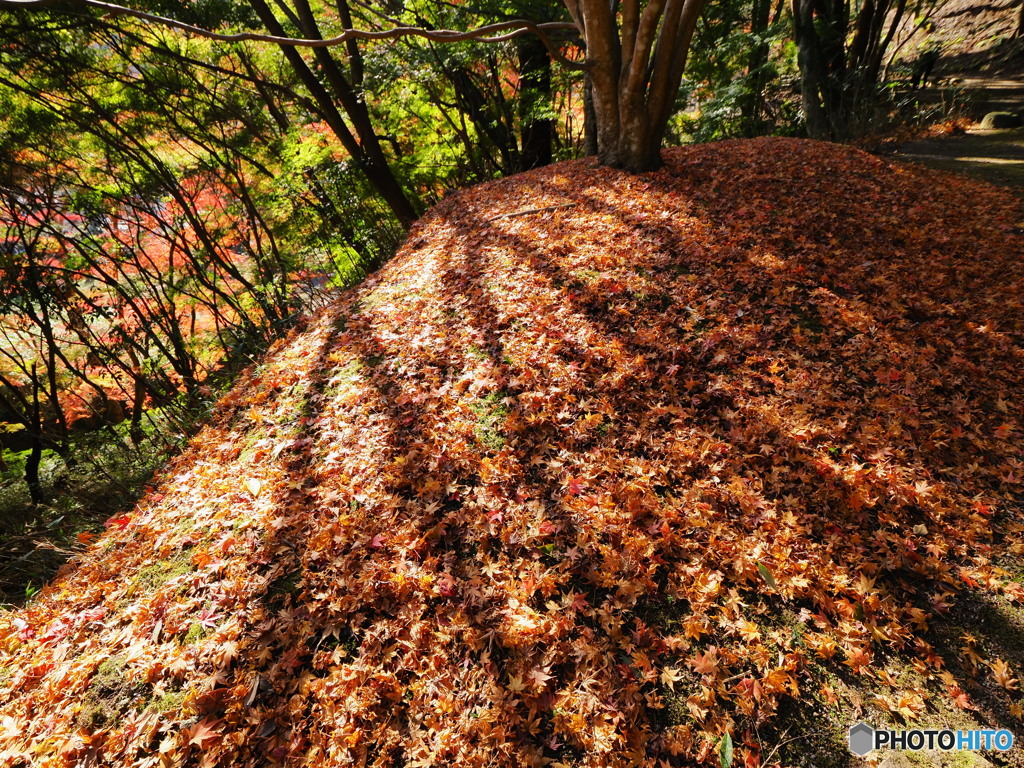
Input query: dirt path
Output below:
<box><xmin>888</xmin><ymin>126</ymin><xmax>1024</xmax><ymax>190</ymax></box>
<box><xmin>882</xmin><ymin>77</ymin><xmax>1024</xmax><ymax>191</ymax></box>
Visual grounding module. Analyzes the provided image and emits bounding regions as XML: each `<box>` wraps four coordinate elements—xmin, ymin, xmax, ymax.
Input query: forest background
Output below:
<box><xmin>0</xmin><ymin>0</ymin><xmax>1017</xmax><ymax>601</ymax></box>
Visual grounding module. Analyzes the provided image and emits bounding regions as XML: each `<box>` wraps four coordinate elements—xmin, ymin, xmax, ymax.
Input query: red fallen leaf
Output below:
<box><xmin>566</xmin><ymin>477</ymin><xmax>584</xmax><ymax>495</ymax></box>
<box><xmin>40</xmin><ymin>620</ymin><xmax>68</xmax><ymax>643</ymax></box>
<box><xmin>960</xmin><ymin>569</ymin><xmax>980</xmax><ymax>588</ymax></box>
<box><xmin>369</xmin><ymin>534</ymin><xmax>386</xmax><ymax>549</ymax></box>
<box><xmin>197</xmin><ymin>607</ymin><xmax>220</xmax><ymax>629</ymax></box>
<box><xmin>437</xmin><ymin>573</ymin><xmax>457</xmax><ymax>597</ymax></box>
<box><xmin>691</xmin><ymin>647</ymin><xmax>719</xmax><ymax>676</ymax></box>
<box><xmin>13</xmin><ymin>617</ymin><xmax>33</xmax><ymax>640</ymax></box>
<box><xmin>567</xmin><ymin>592</ymin><xmax>589</xmax><ymax>612</ymax></box>
<box><xmin>80</xmin><ymin>606</ymin><xmax>105</xmax><ymax>623</ymax></box>
<box><xmin>538</xmin><ymin>520</ymin><xmax>560</xmax><ymax>535</ymax></box>
<box><xmin>103</xmin><ymin>514</ymin><xmax>131</xmax><ymax>530</ymax></box>
<box><xmin>278</xmin><ymin>649</ymin><xmax>302</xmax><ymax>673</ymax></box>
<box><xmin>948</xmin><ymin>685</ymin><xmax>974</xmax><ymax>710</ymax></box>
<box><xmin>185</xmin><ymin>717</ymin><xmax>222</xmax><ymax>749</ymax></box>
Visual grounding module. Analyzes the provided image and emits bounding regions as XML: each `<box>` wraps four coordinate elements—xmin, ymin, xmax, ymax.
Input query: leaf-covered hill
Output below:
<box><xmin>2</xmin><ymin>138</ymin><xmax>1023</xmax><ymax>768</ymax></box>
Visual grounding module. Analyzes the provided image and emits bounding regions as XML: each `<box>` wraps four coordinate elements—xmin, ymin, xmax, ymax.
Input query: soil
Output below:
<box><xmin>885</xmin><ymin>121</ymin><xmax>1024</xmax><ymax>191</ymax></box>
<box><xmin>877</xmin><ymin>0</ymin><xmax>1024</xmax><ymax>193</ymax></box>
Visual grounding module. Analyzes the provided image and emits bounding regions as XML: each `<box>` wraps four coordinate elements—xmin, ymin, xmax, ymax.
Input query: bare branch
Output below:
<box><xmin>0</xmin><ymin>0</ymin><xmax>586</xmax><ymax>68</ymax></box>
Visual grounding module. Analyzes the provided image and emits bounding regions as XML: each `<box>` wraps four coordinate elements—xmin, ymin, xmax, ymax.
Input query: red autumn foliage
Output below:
<box><xmin>0</xmin><ymin>138</ymin><xmax>1022</xmax><ymax>766</ymax></box>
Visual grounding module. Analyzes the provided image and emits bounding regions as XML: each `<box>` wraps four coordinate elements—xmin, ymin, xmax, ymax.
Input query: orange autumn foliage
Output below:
<box><xmin>0</xmin><ymin>138</ymin><xmax>1023</xmax><ymax>767</ymax></box>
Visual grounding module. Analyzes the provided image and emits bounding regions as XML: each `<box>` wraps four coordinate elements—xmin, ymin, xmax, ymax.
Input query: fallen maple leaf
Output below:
<box><xmin>991</xmin><ymin>658</ymin><xmax>1019</xmax><ymax>690</ymax></box>
<box><xmin>691</xmin><ymin>648</ymin><xmax>719</xmax><ymax>677</ymax></box>
<box><xmin>661</xmin><ymin>666</ymin><xmax>684</xmax><ymax>691</ymax></box>
<box><xmin>527</xmin><ymin>666</ymin><xmax>553</xmax><ymax>689</ymax></box>
<box><xmin>197</xmin><ymin>607</ymin><xmax>220</xmax><ymax>630</ymax></box>
<box><xmin>948</xmin><ymin>685</ymin><xmax>973</xmax><ymax>710</ymax></box>
<box><xmin>843</xmin><ymin>646</ymin><xmax>872</xmax><ymax>673</ymax></box>
<box><xmin>103</xmin><ymin>514</ymin><xmax>131</xmax><ymax>530</ymax></box>
<box><xmin>507</xmin><ymin>674</ymin><xmax>527</xmax><ymax>694</ymax></box>
<box><xmin>185</xmin><ymin>717</ymin><xmax>222</xmax><ymax>749</ymax></box>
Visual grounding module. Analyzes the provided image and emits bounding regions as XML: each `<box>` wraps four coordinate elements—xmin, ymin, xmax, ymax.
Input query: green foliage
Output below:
<box><xmin>672</xmin><ymin>0</ymin><xmax>799</xmax><ymax>142</ymax></box>
<box><xmin>470</xmin><ymin>390</ymin><xmax>510</xmax><ymax>450</ymax></box>
<box><xmin>719</xmin><ymin>732</ymin><xmax>734</xmax><ymax>768</ymax></box>
<box><xmin>134</xmin><ymin>553</ymin><xmax>193</xmax><ymax>591</ymax></box>
<box><xmin>182</xmin><ymin>622</ymin><xmax>206</xmax><ymax>644</ymax></box>
<box><xmin>149</xmin><ymin>688</ymin><xmax>187</xmax><ymax>713</ymax></box>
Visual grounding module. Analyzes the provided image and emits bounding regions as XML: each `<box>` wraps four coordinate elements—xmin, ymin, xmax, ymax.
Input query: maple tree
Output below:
<box><xmin>0</xmin><ymin>18</ymin><xmax>357</xmax><ymax>501</ymax></box>
<box><xmin>0</xmin><ymin>138</ymin><xmax>1021</xmax><ymax>766</ymax></box>
<box><xmin>0</xmin><ymin>0</ymin><xmax>711</xmax><ymax>173</ymax></box>
<box><xmin>791</xmin><ymin>0</ymin><xmax>930</xmax><ymax>139</ymax></box>
<box><xmin>0</xmin><ymin>0</ymin><xmax>576</xmax><ymax>222</ymax></box>
<box><xmin>567</xmin><ymin>0</ymin><xmax>706</xmax><ymax>169</ymax></box>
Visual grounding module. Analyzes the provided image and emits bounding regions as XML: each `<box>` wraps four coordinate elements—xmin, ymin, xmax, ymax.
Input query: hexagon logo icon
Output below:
<box><xmin>848</xmin><ymin>722</ymin><xmax>875</xmax><ymax>756</ymax></box>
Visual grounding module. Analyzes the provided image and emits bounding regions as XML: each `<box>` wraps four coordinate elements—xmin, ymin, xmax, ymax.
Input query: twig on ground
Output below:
<box><xmin>488</xmin><ymin>203</ymin><xmax>577</xmax><ymax>222</ymax></box>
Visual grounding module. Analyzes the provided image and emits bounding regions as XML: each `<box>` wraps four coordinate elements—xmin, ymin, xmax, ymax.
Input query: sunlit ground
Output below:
<box><xmin>0</xmin><ymin>137</ymin><xmax>1022</xmax><ymax>768</ymax></box>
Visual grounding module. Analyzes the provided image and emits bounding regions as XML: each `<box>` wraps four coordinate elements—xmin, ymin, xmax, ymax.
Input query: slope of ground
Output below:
<box><xmin>0</xmin><ymin>138</ymin><xmax>1023</xmax><ymax>768</ymax></box>
<box><xmin>886</xmin><ymin>120</ymin><xmax>1024</xmax><ymax>190</ymax></box>
<box><xmin>878</xmin><ymin>0</ymin><xmax>1024</xmax><ymax>190</ymax></box>
<box><xmin>928</xmin><ymin>0</ymin><xmax>1021</xmax><ymax>78</ymax></box>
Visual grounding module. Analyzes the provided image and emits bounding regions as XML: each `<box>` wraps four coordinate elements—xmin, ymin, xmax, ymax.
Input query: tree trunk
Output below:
<box><xmin>25</xmin><ymin>437</ymin><xmax>43</xmax><ymax>505</ymax></box>
<box><xmin>615</xmin><ymin>108</ymin><xmax>662</xmax><ymax>170</ymax></box>
<box><xmin>517</xmin><ymin>34</ymin><xmax>553</xmax><ymax>170</ymax></box>
<box><xmin>793</xmin><ymin>0</ymin><xmax>834</xmax><ymax>139</ymax></box>
<box><xmin>583</xmin><ymin>74</ymin><xmax>598</xmax><ymax>156</ymax></box>
<box><xmin>569</xmin><ymin>0</ymin><xmax>705</xmax><ymax>172</ymax></box>
<box><xmin>25</xmin><ymin>368</ymin><xmax>43</xmax><ymax>505</ymax></box>
<box><xmin>740</xmin><ymin>0</ymin><xmax>772</xmax><ymax>136</ymax></box>
<box><xmin>127</xmin><ymin>348</ymin><xmax>146</xmax><ymax>446</ymax></box>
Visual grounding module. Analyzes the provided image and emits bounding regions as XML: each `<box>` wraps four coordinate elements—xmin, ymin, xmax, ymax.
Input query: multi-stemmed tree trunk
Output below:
<box><xmin>792</xmin><ymin>0</ymin><xmax>911</xmax><ymax>140</ymax></box>
<box><xmin>563</xmin><ymin>0</ymin><xmax>708</xmax><ymax>170</ymax></box>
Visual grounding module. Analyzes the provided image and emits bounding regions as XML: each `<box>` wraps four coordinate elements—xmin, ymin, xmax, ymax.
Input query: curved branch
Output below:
<box><xmin>0</xmin><ymin>0</ymin><xmax>587</xmax><ymax>68</ymax></box>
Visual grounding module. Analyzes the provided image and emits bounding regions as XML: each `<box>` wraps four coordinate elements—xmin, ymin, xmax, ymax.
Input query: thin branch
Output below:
<box><xmin>487</xmin><ymin>202</ymin><xmax>576</xmax><ymax>221</ymax></box>
<box><xmin>0</xmin><ymin>0</ymin><xmax>586</xmax><ymax>68</ymax></box>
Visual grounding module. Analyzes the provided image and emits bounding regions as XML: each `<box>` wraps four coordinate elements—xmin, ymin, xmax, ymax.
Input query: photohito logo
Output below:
<box><xmin>848</xmin><ymin>722</ymin><xmax>1015</xmax><ymax>756</ymax></box>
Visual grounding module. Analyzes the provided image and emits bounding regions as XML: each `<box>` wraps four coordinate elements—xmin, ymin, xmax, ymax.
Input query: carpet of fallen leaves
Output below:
<box><xmin>1</xmin><ymin>138</ymin><xmax>1023</xmax><ymax>768</ymax></box>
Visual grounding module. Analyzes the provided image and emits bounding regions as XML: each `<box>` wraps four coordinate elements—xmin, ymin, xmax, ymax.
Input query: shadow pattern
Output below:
<box><xmin>0</xmin><ymin>138</ymin><xmax>1023</xmax><ymax>768</ymax></box>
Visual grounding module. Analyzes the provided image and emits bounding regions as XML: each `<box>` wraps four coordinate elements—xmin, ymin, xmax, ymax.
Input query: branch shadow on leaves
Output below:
<box><xmin>423</xmin><ymin>150</ymin><xmax>1024</xmax><ymax>757</ymax></box>
<box><xmin>91</xmin><ymin>144</ymin><xmax>1024</xmax><ymax>767</ymax></box>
